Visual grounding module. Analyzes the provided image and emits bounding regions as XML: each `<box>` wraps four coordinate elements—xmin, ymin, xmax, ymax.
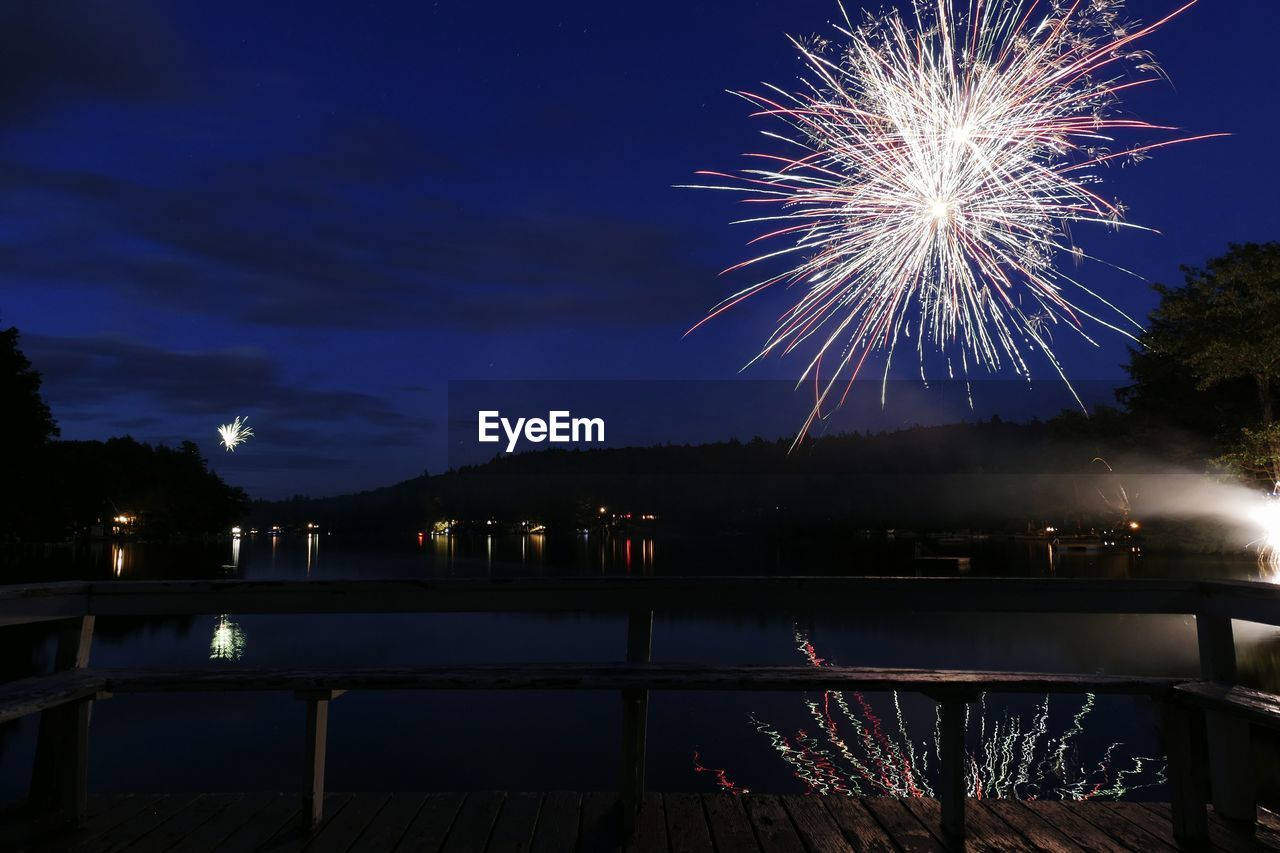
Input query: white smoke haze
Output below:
<box><xmin>1084</xmin><ymin>461</ymin><xmax>1276</xmax><ymax>575</ymax></box>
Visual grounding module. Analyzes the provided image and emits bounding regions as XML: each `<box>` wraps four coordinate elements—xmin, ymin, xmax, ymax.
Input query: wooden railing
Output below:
<box><xmin>2</xmin><ymin>576</ymin><xmax>1279</xmax><ymax>844</ymax></box>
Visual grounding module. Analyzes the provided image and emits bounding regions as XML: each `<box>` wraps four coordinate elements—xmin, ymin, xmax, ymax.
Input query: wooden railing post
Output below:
<box><xmin>1196</xmin><ymin>612</ymin><xmax>1255</xmax><ymax>823</ymax></box>
<box><xmin>300</xmin><ymin>690</ymin><xmax>340</xmax><ymax>831</ymax></box>
<box><xmin>29</xmin><ymin>615</ymin><xmax>95</xmax><ymax>824</ymax></box>
<box><xmin>937</xmin><ymin>698</ymin><xmax>967</xmax><ymax>841</ymax></box>
<box><xmin>619</xmin><ymin>609</ymin><xmax>653</xmax><ymax>832</ymax></box>
<box><xmin>1164</xmin><ymin>699</ymin><xmax>1210</xmax><ymax>844</ymax></box>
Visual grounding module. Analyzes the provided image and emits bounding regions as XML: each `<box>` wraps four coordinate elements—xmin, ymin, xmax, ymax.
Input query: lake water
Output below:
<box><xmin>2</xmin><ymin>532</ymin><xmax>1277</xmax><ymax>805</ymax></box>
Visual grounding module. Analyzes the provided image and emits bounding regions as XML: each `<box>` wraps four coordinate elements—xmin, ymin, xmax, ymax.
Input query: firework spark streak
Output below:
<box><xmin>217</xmin><ymin>416</ymin><xmax>254</xmax><ymax>452</ymax></box>
<box><xmin>687</xmin><ymin>0</ymin><xmax>1222</xmax><ymax>438</ymax></box>
<box><xmin>1247</xmin><ymin>488</ymin><xmax>1280</xmax><ymax>580</ymax></box>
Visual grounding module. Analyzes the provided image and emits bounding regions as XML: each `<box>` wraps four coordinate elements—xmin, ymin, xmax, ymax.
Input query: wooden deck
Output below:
<box><xmin>5</xmin><ymin>793</ymin><xmax>1280</xmax><ymax>853</ymax></box>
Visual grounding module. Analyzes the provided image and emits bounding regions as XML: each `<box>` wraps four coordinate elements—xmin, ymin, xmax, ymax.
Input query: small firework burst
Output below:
<box><xmin>217</xmin><ymin>416</ymin><xmax>254</xmax><ymax>452</ymax></box>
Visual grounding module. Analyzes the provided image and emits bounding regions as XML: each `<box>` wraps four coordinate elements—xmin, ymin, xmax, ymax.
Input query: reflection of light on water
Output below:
<box><xmin>110</xmin><ymin>542</ymin><xmax>134</xmax><ymax>577</ymax></box>
<box><xmin>305</xmin><ymin>532</ymin><xmax>319</xmax><ymax>575</ymax></box>
<box><xmin>231</xmin><ymin>536</ymin><xmax>240</xmax><ymax>569</ymax></box>
<box><xmin>209</xmin><ymin>614</ymin><xmax>246</xmax><ymax>660</ymax></box>
<box><xmin>433</xmin><ymin>530</ymin><xmax>455</xmax><ymax>569</ymax></box>
<box><xmin>696</xmin><ymin>628</ymin><xmax>1166</xmax><ymax>800</ymax></box>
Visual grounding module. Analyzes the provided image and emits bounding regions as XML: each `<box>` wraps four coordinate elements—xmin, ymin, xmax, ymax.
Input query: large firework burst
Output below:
<box><xmin>689</xmin><ymin>0</ymin><xmax>1221</xmax><ymax>438</ymax></box>
<box><xmin>217</xmin><ymin>416</ymin><xmax>254</xmax><ymax>452</ymax></box>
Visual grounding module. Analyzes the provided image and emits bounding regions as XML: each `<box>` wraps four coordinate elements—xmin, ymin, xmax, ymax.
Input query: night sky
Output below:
<box><xmin>3</xmin><ymin>1</ymin><xmax>1278</xmax><ymax>498</ymax></box>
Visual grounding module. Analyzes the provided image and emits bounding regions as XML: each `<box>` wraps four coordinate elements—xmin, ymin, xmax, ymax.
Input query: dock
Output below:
<box><xmin>7</xmin><ymin>792</ymin><xmax>1280</xmax><ymax>852</ymax></box>
<box><xmin>3</xmin><ymin>577</ymin><xmax>1280</xmax><ymax>850</ymax></box>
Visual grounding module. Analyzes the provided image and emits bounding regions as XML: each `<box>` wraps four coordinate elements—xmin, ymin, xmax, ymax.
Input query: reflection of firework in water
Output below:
<box><xmin>689</xmin><ymin>0</ymin><xmax>1220</xmax><ymax>435</ymax></box>
<box><xmin>217</xmin><ymin>416</ymin><xmax>254</xmax><ymax>452</ymax></box>
<box><xmin>695</xmin><ymin>629</ymin><xmax>1165</xmax><ymax>800</ymax></box>
<box><xmin>209</xmin><ymin>614</ymin><xmax>246</xmax><ymax>660</ymax></box>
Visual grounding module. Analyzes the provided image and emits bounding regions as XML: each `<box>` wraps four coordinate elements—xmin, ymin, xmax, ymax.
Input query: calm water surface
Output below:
<box><xmin>2</xmin><ymin>532</ymin><xmax>1277</xmax><ymax>804</ymax></box>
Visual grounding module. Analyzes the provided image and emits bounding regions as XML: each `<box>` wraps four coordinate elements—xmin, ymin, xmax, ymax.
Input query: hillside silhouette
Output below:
<box><xmin>252</xmin><ymin>416</ymin><xmax>1162</xmax><ymax>538</ymax></box>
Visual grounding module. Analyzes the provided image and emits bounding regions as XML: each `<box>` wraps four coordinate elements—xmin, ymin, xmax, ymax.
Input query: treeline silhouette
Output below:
<box><xmin>251</xmin><ymin>416</ymin><xmax>1154</xmax><ymax>538</ymax></box>
<box><xmin>2</xmin><ymin>323</ymin><xmax>246</xmax><ymax>543</ymax></box>
<box><xmin>9</xmin><ymin>437</ymin><xmax>248</xmax><ymax>542</ymax></box>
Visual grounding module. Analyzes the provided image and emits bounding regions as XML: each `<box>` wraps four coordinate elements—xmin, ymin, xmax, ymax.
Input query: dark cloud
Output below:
<box><xmin>0</xmin><ymin>1</ymin><xmax>184</xmax><ymax>120</ymax></box>
<box><xmin>0</xmin><ymin>118</ymin><xmax>719</xmax><ymax>330</ymax></box>
<box><xmin>23</xmin><ymin>334</ymin><xmax>431</xmax><ymax>441</ymax></box>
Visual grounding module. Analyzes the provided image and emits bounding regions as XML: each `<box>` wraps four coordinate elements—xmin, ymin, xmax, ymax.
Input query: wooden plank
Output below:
<box><xmin>861</xmin><ymin>798</ymin><xmax>945</xmax><ymax>853</ymax></box>
<box><xmin>19</xmin><ymin>794</ymin><xmax>160</xmax><ymax>853</ymax></box>
<box><xmin>1163</xmin><ymin>699</ymin><xmax>1211</xmax><ymax>844</ymax></box>
<box><xmin>1197</xmin><ymin>611</ymin><xmax>1257</xmax><ymax>824</ymax></box>
<box><xmin>483</xmin><ymin>791</ymin><xmax>541</xmax><ymax>853</ymax></box>
<box><xmin>1207</xmin><ymin>811</ymin><xmax>1280</xmax><ymax>853</ymax></box>
<box><xmin>76</xmin><ymin>577</ymin><xmax>1207</xmax><ymax>619</ymax></box>
<box><xmin>348</xmin><ymin>793</ymin><xmax>429</xmax><ymax>852</ymax></box>
<box><xmin>1200</xmin><ymin>580</ymin><xmax>1280</xmax><ymax>627</ymax></box>
<box><xmin>662</xmin><ymin>792</ymin><xmax>712</xmax><ymax>853</ymax></box>
<box><xmin>212</xmin><ymin>793</ymin><xmax>304</xmax><ymax>853</ymax></box>
<box><xmin>77</xmin><ymin>794</ymin><xmax>198</xmax><ymax>853</ymax></box>
<box><xmin>1176</xmin><ymin>682</ymin><xmax>1280</xmax><ymax>730</ymax></box>
<box><xmin>99</xmin><ymin>664</ymin><xmax>1181</xmax><ymax>696</ymax></box>
<box><xmin>306</xmin><ymin>793</ymin><xmax>392</xmax><ymax>853</ymax></box>
<box><xmin>1198</xmin><ymin>614</ymin><xmax>1239</xmax><ymax>683</ymax></box>
<box><xmin>779</xmin><ymin>795</ymin><xmax>853</xmax><ymax>853</ymax></box>
<box><xmin>819</xmin><ymin>796</ymin><xmax>895</xmax><ymax>852</ymax></box>
<box><xmin>0</xmin><ymin>582</ymin><xmax>88</xmax><ymax>627</ymax></box>
<box><xmin>57</xmin><ymin>700</ymin><xmax>92</xmax><ymax>825</ymax></box>
<box><xmin>578</xmin><ymin>792</ymin><xmax>622</xmax><ymax>853</ymax></box>
<box><xmin>1142</xmin><ymin>803</ymin><xmax>1273</xmax><ymax>853</ymax></box>
<box><xmin>896</xmin><ymin>800</ymin><xmax>950</xmax><ymax>848</ymax></box>
<box><xmin>122</xmin><ymin>794</ymin><xmax>239</xmax><ymax>853</ymax></box>
<box><xmin>1023</xmin><ymin>802</ymin><xmax>1133</xmax><ymax>853</ymax></box>
<box><xmin>170</xmin><ymin>793</ymin><xmax>280</xmax><ymax>853</ymax></box>
<box><xmin>0</xmin><ymin>671</ymin><xmax>106</xmax><ymax>724</ymax></box>
<box><xmin>983</xmin><ymin>800</ymin><xmax>1086</xmax><ymax>853</ymax></box>
<box><xmin>620</xmin><ymin>610</ymin><xmax>653</xmax><ymax>830</ymax></box>
<box><xmin>742</xmin><ymin>795</ymin><xmax>806</xmax><ymax>853</ymax></box>
<box><xmin>266</xmin><ymin>793</ymin><xmax>352</xmax><ymax>853</ymax></box>
<box><xmin>1258</xmin><ymin>807</ymin><xmax>1280</xmax><ymax>850</ymax></box>
<box><xmin>27</xmin><ymin>616</ymin><xmax>97</xmax><ymax>822</ymax></box>
<box><xmin>528</xmin><ymin>791</ymin><xmax>580</xmax><ymax>853</ymax></box>
<box><xmin>1100</xmin><ymin>801</ymin><xmax>1183</xmax><ymax>850</ymax></box>
<box><xmin>303</xmin><ymin>694</ymin><xmax>333</xmax><ymax>830</ymax></box>
<box><xmin>397</xmin><ymin>792</ymin><xmax>465</xmax><ymax>852</ymax></box>
<box><xmin>956</xmin><ymin>801</ymin><xmax>1037</xmax><ymax>852</ymax></box>
<box><xmin>700</xmin><ymin>795</ymin><xmax>759</xmax><ymax>853</ymax></box>
<box><xmin>441</xmin><ymin>792</ymin><xmax>504</xmax><ymax>853</ymax></box>
<box><xmin>1204</xmin><ymin>710</ymin><xmax>1257</xmax><ymax>823</ymax></box>
<box><xmin>1069</xmin><ymin>800</ymin><xmax>1179</xmax><ymax>852</ymax></box>
<box><xmin>624</xmin><ymin>794</ymin><xmax>666</xmax><ymax>853</ymax></box>
<box><xmin>937</xmin><ymin>700</ymin><xmax>966</xmax><ymax>839</ymax></box>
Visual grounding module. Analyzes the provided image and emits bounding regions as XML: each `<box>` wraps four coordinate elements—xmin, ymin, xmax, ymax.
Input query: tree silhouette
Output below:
<box><xmin>0</xmin><ymin>325</ymin><xmax>58</xmax><ymax>449</ymax></box>
<box><xmin>1123</xmin><ymin>243</ymin><xmax>1280</xmax><ymax>486</ymax></box>
<box><xmin>0</xmin><ymin>326</ymin><xmax>59</xmax><ymax>541</ymax></box>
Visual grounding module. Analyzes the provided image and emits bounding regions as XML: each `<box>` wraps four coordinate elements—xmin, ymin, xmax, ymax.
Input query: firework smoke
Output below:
<box><xmin>689</xmin><ymin>0</ymin><xmax>1221</xmax><ymax>438</ymax></box>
